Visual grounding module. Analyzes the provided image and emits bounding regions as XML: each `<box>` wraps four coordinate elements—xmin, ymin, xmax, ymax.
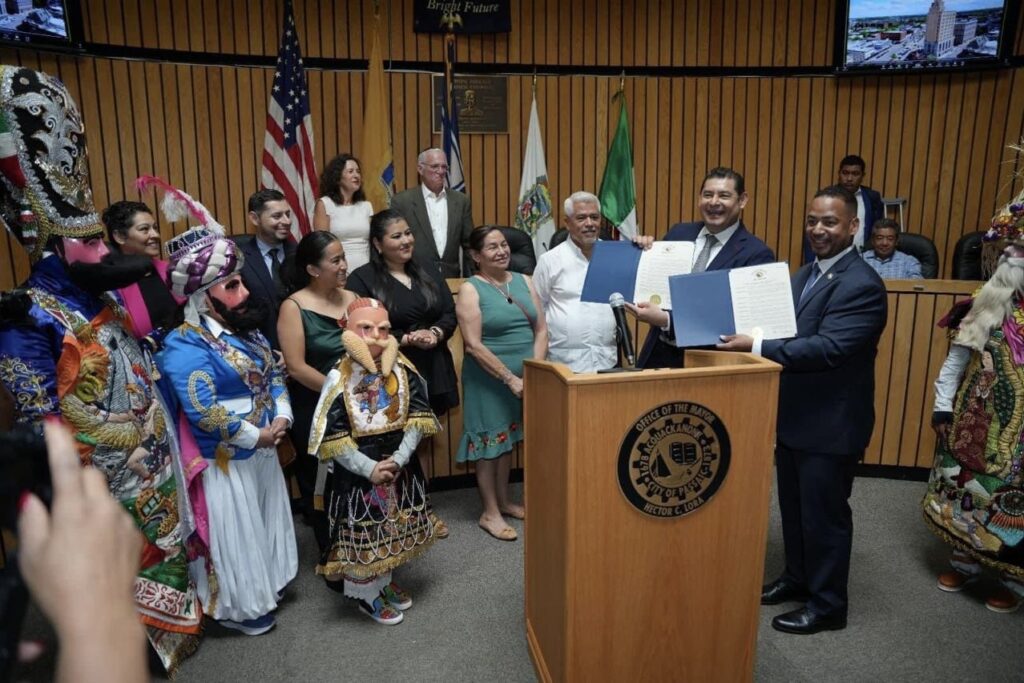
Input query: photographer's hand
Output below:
<box><xmin>18</xmin><ymin>420</ymin><xmax>147</xmax><ymax>683</ymax></box>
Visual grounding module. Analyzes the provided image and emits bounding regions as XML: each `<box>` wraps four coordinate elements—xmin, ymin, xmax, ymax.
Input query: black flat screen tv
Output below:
<box><xmin>0</xmin><ymin>1</ymin><xmax>83</xmax><ymax>52</ymax></box>
<box><xmin>835</xmin><ymin>0</ymin><xmax>1019</xmax><ymax>74</ymax></box>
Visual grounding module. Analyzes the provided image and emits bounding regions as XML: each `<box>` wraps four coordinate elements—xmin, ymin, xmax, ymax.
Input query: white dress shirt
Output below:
<box><xmin>421</xmin><ymin>184</ymin><xmax>449</xmax><ymax>256</ymax></box>
<box><xmin>854</xmin><ymin>189</ymin><xmax>866</xmax><ymax>250</ymax></box>
<box><xmin>532</xmin><ymin>238</ymin><xmax>617</xmax><ymax>373</ymax></box>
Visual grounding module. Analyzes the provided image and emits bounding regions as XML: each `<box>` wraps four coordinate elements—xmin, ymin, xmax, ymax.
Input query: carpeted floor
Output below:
<box><xmin>13</xmin><ymin>477</ymin><xmax>1022</xmax><ymax>682</ymax></box>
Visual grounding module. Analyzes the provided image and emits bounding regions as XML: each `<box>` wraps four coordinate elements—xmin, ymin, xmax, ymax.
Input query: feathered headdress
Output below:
<box><xmin>135</xmin><ymin>175</ymin><xmax>243</xmax><ymax>305</ymax></box>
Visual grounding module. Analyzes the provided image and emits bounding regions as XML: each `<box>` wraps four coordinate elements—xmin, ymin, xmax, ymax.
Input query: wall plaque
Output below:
<box><xmin>432</xmin><ymin>74</ymin><xmax>507</xmax><ymax>134</ymax></box>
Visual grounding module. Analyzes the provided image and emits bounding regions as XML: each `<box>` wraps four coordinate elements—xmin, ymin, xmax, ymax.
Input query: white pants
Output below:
<box><xmin>195</xmin><ymin>448</ymin><xmax>298</xmax><ymax>621</ymax></box>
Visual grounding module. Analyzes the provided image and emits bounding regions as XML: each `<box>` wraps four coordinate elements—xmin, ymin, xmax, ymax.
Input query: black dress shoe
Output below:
<box><xmin>761</xmin><ymin>578</ymin><xmax>810</xmax><ymax>605</ymax></box>
<box><xmin>771</xmin><ymin>607</ymin><xmax>846</xmax><ymax>635</ymax></box>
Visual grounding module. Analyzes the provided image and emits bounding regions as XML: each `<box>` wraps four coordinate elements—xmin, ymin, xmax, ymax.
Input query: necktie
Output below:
<box><xmin>268</xmin><ymin>247</ymin><xmax>283</xmax><ymax>289</ymax></box>
<box><xmin>692</xmin><ymin>234</ymin><xmax>718</xmax><ymax>273</ymax></box>
<box><xmin>798</xmin><ymin>263</ymin><xmax>821</xmax><ymax>305</ymax></box>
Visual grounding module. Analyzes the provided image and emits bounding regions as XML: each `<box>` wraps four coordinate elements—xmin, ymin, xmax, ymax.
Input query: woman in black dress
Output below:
<box><xmin>346</xmin><ymin>209</ymin><xmax>459</xmax><ymax>537</ymax></box>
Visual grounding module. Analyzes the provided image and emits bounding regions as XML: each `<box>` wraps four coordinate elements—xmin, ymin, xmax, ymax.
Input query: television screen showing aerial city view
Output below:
<box><xmin>842</xmin><ymin>1</ymin><xmax>1008</xmax><ymax>71</ymax></box>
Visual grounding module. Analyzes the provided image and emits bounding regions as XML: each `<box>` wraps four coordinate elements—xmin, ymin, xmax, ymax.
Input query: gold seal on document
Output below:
<box><xmin>649</xmin><ymin>294</ymin><xmax>661</xmax><ymax>305</ymax></box>
<box><xmin>617</xmin><ymin>402</ymin><xmax>731</xmax><ymax>518</ymax></box>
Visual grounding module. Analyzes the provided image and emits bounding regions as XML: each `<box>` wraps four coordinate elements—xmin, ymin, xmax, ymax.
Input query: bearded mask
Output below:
<box><xmin>341</xmin><ymin>298</ymin><xmax>398</xmax><ymax>375</ymax></box>
<box><xmin>205</xmin><ymin>275</ymin><xmax>265</xmax><ymax>333</ymax></box>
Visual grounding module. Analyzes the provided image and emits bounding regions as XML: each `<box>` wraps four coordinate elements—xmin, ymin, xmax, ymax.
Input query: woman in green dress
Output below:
<box><xmin>456</xmin><ymin>227</ymin><xmax>548</xmax><ymax>540</ymax></box>
<box><xmin>277</xmin><ymin>231</ymin><xmax>357</xmax><ymax>557</ymax></box>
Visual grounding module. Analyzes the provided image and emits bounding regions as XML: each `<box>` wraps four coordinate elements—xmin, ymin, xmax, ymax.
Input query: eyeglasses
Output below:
<box><xmin>425</xmin><ymin>163</ymin><xmax>449</xmax><ymax>172</ymax></box>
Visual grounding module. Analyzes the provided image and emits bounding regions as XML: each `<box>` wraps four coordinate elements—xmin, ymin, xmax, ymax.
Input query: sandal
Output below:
<box><xmin>479</xmin><ymin>520</ymin><xmax>518</xmax><ymax>541</ymax></box>
<box><xmin>500</xmin><ymin>505</ymin><xmax>526</xmax><ymax>520</ymax></box>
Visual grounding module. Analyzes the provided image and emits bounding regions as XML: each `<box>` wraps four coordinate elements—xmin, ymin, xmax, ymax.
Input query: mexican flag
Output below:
<box><xmin>599</xmin><ymin>92</ymin><xmax>638</xmax><ymax>239</ymax></box>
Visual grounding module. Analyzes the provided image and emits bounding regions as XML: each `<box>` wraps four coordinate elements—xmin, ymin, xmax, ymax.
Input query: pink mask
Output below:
<box><xmin>207</xmin><ymin>275</ymin><xmax>249</xmax><ymax>310</ymax></box>
<box><xmin>61</xmin><ymin>236</ymin><xmax>109</xmax><ymax>265</ymax></box>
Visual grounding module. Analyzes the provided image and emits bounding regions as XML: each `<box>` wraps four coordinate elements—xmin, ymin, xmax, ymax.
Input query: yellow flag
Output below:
<box><xmin>361</xmin><ymin>10</ymin><xmax>395</xmax><ymax>210</ymax></box>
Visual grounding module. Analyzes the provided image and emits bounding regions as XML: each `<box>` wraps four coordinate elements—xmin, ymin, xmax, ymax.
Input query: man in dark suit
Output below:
<box><xmin>235</xmin><ymin>188</ymin><xmax>296</xmax><ymax>350</ymax></box>
<box><xmin>720</xmin><ymin>185</ymin><xmax>887</xmax><ymax>634</ymax></box>
<box><xmin>390</xmin><ymin>148</ymin><xmax>474</xmax><ymax>279</ymax></box>
<box><xmin>803</xmin><ymin>154</ymin><xmax>883</xmax><ymax>263</ymax></box>
<box><xmin>630</xmin><ymin>167</ymin><xmax>775</xmax><ymax>368</ymax></box>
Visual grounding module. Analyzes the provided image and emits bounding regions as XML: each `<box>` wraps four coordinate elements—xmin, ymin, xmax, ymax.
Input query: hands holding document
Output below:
<box><xmin>580</xmin><ymin>238</ymin><xmax>693</xmax><ymax>310</ymax></box>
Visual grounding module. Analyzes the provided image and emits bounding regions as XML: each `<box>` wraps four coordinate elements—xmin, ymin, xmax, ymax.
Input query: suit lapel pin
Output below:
<box><xmin>827</xmin><ymin>273</ymin><xmax>834</xmax><ymax>280</ymax></box>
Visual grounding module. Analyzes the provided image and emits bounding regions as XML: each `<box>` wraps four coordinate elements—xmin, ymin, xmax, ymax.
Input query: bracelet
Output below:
<box><xmin>429</xmin><ymin>326</ymin><xmax>443</xmax><ymax>341</ymax></box>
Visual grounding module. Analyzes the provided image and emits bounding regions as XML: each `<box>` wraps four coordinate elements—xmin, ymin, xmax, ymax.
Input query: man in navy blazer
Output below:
<box><xmin>720</xmin><ymin>185</ymin><xmax>887</xmax><ymax>634</ymax></box>
<box><xmin>632</xmin><ymin>167</ymin><xmax>775</xmax><ymax>368</ymax></box>
<box><xmin>235</xmin><ymin>189</ymin><xmax>296</xmax><ymax>350</ymax></box>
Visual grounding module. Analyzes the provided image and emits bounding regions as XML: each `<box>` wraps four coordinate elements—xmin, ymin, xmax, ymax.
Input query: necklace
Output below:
<box><xmin>480</xmin><ymin>273</ymin><xmax>513</xmax><ymax>303</ymax></box>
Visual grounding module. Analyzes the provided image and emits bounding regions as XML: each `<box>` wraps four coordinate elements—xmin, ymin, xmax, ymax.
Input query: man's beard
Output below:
<box><xmin>209</xmin><ymin>293</ymin><xmax>267</xmax><ymax>333</ymax></box>
<box><xmin>65</xmin><ymin>253</ymin><xmax>154</xmax><ymax>295</ymax></box>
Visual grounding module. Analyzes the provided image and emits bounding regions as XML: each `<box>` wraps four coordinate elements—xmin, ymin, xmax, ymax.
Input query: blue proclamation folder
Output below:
<box><xmin>580</xmin><ymin>241</ymin><xmax>643</xmax><ymax>304</ymax></box>
<box><xmin>668</xmin><ymin>270</ymin><xmax>735</xmax><ymax>347</ymax></box>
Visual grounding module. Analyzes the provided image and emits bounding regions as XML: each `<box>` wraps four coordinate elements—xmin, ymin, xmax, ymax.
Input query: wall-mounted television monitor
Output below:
<box><xmin>835</xmin><ymin>1</ymin><xmax>1019</xmax><ymax>74</ymax></box>
<box><xmin>0</xmin><ymin>1</ymin><xmax>83</xmax><ymax>52</ymax></box>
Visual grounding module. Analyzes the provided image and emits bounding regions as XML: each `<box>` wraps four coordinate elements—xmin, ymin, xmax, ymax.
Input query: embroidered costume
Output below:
<box><xmin>926</xmin><ymin>267</ymin><xmax>1024</xmax><ymax>608</ymax></box>
<box><xmin>0</xmin><ymin>66</ymin><xmax>200</xmax><ymax>672</ymax></box>
<box><xmin>154</xmin><ymin>181</ymin><xmax>297</xmax><ymax>634</ymax></box>
<box><xmin>308</xmin><ymin>298</ymin><xmax>439</xmax><ymax>624</ymax></box>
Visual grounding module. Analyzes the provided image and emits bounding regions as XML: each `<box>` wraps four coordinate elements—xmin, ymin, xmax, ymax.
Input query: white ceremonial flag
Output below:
<box><xmin>515</xmin><ymin>92</ymin><xmax>556</xmax><ymax>256</ymax></box>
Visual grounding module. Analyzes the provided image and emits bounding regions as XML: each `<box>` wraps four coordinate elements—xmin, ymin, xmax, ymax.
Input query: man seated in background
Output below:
<box><xmin>862</xmin><ymin>218</ymin><xmax>922</xmax><ymax>279</ymax></box>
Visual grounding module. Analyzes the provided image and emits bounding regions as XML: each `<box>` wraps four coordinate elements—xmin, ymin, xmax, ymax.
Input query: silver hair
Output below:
<box><xmin>417</xmin><ymin>148</ymin><xmax>445</xmax><ymax>165</ymax></box>
<box><xmin>954</xmin><ymin>254</ymin><xmax>1024</xmax><ymax>352</ymax></box>
<box><xmin>563</xmin><ymin>191</ymin><xmax>601</xmax><ymax>217</ymax></box>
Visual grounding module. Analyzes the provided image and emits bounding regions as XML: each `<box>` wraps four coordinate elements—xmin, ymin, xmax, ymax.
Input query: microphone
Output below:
<box><xmin>609</xmin><ymin>292</ymin><xmax>636</xmax><ymax>368</ymax></box>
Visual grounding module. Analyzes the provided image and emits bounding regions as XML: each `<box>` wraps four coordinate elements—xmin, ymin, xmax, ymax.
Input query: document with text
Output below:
<box><xmin>581</xmin><ymin>240</ymin><xmax>694</xmax><ymax>306</ymax></box>
<box><xmin>669</xmin><ymin>262</ymin><xmax>796</xmax><ymax>347</ymax></box>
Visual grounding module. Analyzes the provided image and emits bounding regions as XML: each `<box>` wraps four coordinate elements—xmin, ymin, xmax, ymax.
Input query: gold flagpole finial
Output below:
<box><xmin>619</xmin><ymin>70</ymin><xmax>625</xmax><ymax>93</ymax></box>
<box><xmin>532</xmin><ymin>70</ymin><xmax>537</xmax><ymax>92</ymax></box>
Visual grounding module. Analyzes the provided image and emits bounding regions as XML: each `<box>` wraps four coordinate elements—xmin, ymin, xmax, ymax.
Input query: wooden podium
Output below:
<box><xmin>523</xmin><ymin>351</ymin><xmax>781</xmax><ymax>683</ymax></box>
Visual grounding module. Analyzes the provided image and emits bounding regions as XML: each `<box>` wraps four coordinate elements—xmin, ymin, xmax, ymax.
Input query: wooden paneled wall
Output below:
<box><xmin>865</xmin><ymin>279</ymin><xmax>976</xmax><ymax>470</ymax></box>
<box><xmin>2</xmin><ymin>1</ymin><xmax>1024</xmax><ymax>288</ymax></box>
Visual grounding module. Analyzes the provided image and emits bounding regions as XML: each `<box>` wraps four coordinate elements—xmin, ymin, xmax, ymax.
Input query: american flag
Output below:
<box><xmin>261</xmin><ymin>0</ymin><xmax>316</xmax><ymax>241</ymax></box>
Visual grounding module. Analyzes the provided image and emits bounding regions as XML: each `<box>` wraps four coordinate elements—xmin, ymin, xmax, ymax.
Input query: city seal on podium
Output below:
<box><xmin>617</xmin><ymin>401</ymin><xmax>731</xmax><ymax>518</ymax></box>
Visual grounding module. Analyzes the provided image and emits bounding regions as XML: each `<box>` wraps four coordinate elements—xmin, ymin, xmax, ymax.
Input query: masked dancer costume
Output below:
<box><xmin>308</xmin><ymin>297</ymin><xmax>439</xmax><ymax>625</ymax></box>
<box><xmin>926</xmin><ymin>242</ymin><xmax>1024</xmax><ymax>613</ymax></box>
<box><xmin>0</xmin><ymin>66</ymin><xmax>201</xmax><ymax>672</ymax></box>
<box><xmin>157</xmin><ymin>188</ymin><xmax>297</xmax><ymax>635</ymax></box>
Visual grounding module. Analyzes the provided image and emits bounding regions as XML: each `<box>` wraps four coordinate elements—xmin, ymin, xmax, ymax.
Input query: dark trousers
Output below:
<box><xmin>775</xmin><ymin>445</ymin><xmax>858</xmax><ymax>617</ymax></box>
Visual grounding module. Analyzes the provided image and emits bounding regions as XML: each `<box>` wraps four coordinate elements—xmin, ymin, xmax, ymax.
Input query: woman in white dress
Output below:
<box><xmin>313</xmin><ymin>153</ymin><xmax>374</xmax><ymax>271</ymax></box>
